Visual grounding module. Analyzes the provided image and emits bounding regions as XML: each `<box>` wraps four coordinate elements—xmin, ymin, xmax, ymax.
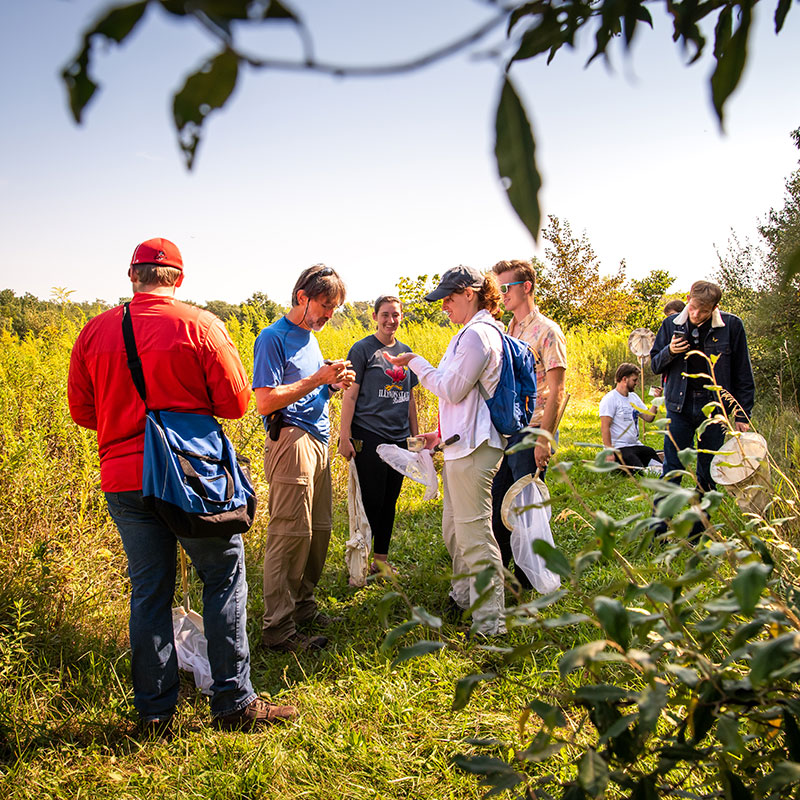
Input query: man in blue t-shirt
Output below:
<box><xmin>253</xmin><ymin>265</ymin><xmax>354</xmax><ymax>652</ymax></box>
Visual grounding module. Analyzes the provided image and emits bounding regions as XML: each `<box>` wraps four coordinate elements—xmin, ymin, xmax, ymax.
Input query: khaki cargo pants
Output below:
<box><xmin>261</xmin><ymin>425</ymin><xmax>332</xmax><ymax>646</ymax></box>
<box><xmin>442</xmin><ymin>440</ymin><xmax>506</xmax><ymax>636</ymax></box>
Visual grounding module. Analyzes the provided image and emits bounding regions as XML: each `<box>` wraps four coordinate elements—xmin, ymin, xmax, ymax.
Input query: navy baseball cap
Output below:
<box><xmin>424</xmin><ymin>265</ymin><xmax>484</xmax><ymax>302</ymax></box>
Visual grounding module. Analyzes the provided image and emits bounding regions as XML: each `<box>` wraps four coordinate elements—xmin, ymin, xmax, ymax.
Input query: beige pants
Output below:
<box><xmin>261</xmin><ymin>425</ymin><xmax>332</xmax><ymax>645</ymax></box>
<box><xmin>442</xmin><ymin>441</ymin><xmax>505</xmax><ymax>635</ymax></box>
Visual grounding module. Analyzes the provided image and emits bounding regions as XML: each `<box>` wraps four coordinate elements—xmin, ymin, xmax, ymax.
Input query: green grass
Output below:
<box><xmin>0</xmin><ymin>316</ymin><xmax>791</xmax><ymax>799</ymax></box>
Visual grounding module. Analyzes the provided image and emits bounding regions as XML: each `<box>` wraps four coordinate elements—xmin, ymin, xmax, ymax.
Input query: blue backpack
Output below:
<box><xmin>122</xmin><ymin>304</ymin><xmax>257</xmax><ymax>538</ymax></box>
<box><xmin>456</xmin><ymin>320</ymin><xmax>537</xmax><ymax>435</ymax></box>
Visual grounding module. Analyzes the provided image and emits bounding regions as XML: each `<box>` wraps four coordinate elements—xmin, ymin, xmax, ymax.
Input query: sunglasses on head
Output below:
<box><xmin>302</xmin><ymin>265</ymin><xmax>334</xmax><ymax>289</ymax></box>
<box><xmin>499</xmin><ymin>280</ymin><xmax>525</xmax><ymax>294</ymax></box>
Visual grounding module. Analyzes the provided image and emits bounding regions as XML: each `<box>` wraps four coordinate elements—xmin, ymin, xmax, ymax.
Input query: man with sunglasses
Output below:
<box><xmin>253</xmin><ymin>264</ymin><xmax>355</xmax><ymax>652</ymax></box>
<box><xmin>489</xmin><ymin>259</ymin><xmax>567</xmax><ymax>590</ymax></box>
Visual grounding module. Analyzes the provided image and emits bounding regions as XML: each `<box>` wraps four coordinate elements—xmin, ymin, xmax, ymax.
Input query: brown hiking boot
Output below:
<box><xmin>262</xmin><ymin>631</ymin><xmax>328</xmax><ymax>652</ymax></box>
<box><xmin>213</xmin><ymin>697</ymin><xmax>298</xmax><ymax>731</ymax></box>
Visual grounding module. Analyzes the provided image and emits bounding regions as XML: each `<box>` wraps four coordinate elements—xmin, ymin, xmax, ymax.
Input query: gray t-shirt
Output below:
<box><xmin>347</xmin><ymin>335</ymin><xmax>418</xmax><ymax>441</ymax></box>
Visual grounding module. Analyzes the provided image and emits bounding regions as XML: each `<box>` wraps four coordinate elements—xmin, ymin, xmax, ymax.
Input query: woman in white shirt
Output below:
<box><xmin>386</xmin><ymin>266</ymin><xmax>506</xmax><ymax>636</ymax></box>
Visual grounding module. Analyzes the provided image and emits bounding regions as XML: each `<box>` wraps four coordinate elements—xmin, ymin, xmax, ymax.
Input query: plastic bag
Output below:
<box><xmin>172</xmin><ymin>605</ymin><xmax>213</xmax><ymax>694</ymax></box>
<box><xmin>376</xmin><ymin>444</ymin><xmax>438</xmax><ymax>501</ymax></box>
<box><xmin>345</xmin><ymin>459</ymin><xmax>372</xmax><ymax>587</ymax></box>
<box><xmin>502</xmin><ymin>474</ymin><xmax>560</xmax><ymax>594</ymax></box>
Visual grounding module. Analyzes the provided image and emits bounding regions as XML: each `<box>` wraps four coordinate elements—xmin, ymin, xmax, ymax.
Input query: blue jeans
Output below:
<box><xmin>105</xmin><ymin>491</ymin><xmax>256</xmax><ymax>720</ymax></box>
<box><xmin>662</xmin><ymin>392</ymin><xmax>726</xmax><ymax>494</ymax></box>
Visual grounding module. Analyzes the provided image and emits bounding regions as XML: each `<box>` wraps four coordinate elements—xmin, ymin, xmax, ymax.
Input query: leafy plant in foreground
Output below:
<box><xmin>380</xmin><ymin>374</ymin><xmax>800</xmax><ymax>798</ymax></box>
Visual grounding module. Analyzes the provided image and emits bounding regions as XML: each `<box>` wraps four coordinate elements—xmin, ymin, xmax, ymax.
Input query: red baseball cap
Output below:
<box><xmin>130</xmin><ymin>238</ymin><xmax>184</xmax><ymax>272</ymax></box>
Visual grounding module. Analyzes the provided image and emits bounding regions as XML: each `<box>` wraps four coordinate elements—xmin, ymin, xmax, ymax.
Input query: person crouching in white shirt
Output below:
<box><xmin>599</xmin><ymin>362</ymin><xmax>662</xmax><ymax>472</ymax></box>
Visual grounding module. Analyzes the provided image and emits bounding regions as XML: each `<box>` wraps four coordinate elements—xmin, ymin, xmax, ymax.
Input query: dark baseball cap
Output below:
<box><xmin>424</xmin><ymin>265</ymin><xmax>484</xmax><ymax>302</ymax></box>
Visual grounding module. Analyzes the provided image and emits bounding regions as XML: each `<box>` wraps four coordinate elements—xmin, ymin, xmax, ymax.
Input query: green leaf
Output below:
<box><xmin>731</xmin><ymin>561</ymin><xmax>771</xmax><ymax>615</ymax></box>
<box><xmin>474</xmin><ymin>565</ymin><xmax>496</xmax><ymax>595</ymax></box>
<box><xmin>574</xmin><ymin>684</ymin><xmax>635</xmax><ymax>703</ymax></box>
<box><xmin>775</xmin><ymin>0</ymin><xmax>792</xmax><ymax>32</ymax></box>
<box><xmin>494</xmin><ymin>76</ymin><xmax>542</xmax><ymax>242</ymax></box>
<box><xmin>655</xmin><ymin>487</ymin><xmax>694</xmax><ymax>518</ymax></box>
<box><xmin>508</xmin><ymin>2</ymin><xmax>541</xmax><ymax>34</ymax></box>
<box><xmin>528</xmin><ymin>698</ymin><xmax>567</xmax><ymax>728</ymax></box>
<box><xmin>452</xmin><ymin>754</ymin><xmax>518</xmax><ymax>776</ymax></box>
<box><xmin>689</xmin><ymin>685</ymin><xmax>718</xmax><ymax>743</ymax></box>
<box><xmin>559</xmin><ymin>640</ymin><xmax>608</xmax><ymax>677</ymax></box>
<box><xmin>630</xmin><ymin>775</ymin><xmax>659</xmax><ymax>800</ymax></box>
<box><xmin>61</xmin><ymin>1</ymin><xmax>149</xmax><ymax>122</ymax></box>
<box><xmin>644</xmin><ymin>582</ymin><xmax>673</xmax><ymax>605</ymax></box>
<box><xmin>518</xmin><ymin>738</ymin><xmax>565</xmax><ymax>763</ymax></box>
<box><xmin>784</xmin><ymin>709</ymin><xmax>800</xmax><ymax>761</ymax></box>
<box><xmin>710</xmin><ymin>1</ymin><xmax>752</xmax><ymax>128</ymax></box>
<box><xmin>749</xmin><ymin>534</ymin><xmax>775</xmax><ymax>567</ymax></box>
<box><xmin>637</xmin><ymin>682</ymin><xmax>667</xmax><ymax>733</ymax></box>
<box><xmin>411</xmin><ymin>605</ymin><xmax>442</xmax><ymax>629</ymax></box>
<box><xmin>593</xmin><ymin>596</ymin><xmax>631</xmax><ymax>650</ymax></box>
<box><xmin>657</xmin><ymin>743</ymin><xmax>706</xmax><ymax>764</ymax></box>
<box><xmin>756</xmin><ymin>760</ymin><xmax>800</xmax><ymax>793</ymax></box>
<box><xmin>713</xmin><ymin>7</ymin><xmax>733</xmax><ymax>60</ymax></box>
<box><xmin>598</xmin><ymin>712</ymin><xmax>637</xmax><ymax>744</ymax></box>
<box><xmin>542</xmin><ymin>612</ymin><xmax>592</xmax><ymax>629</ymax></box>
<box><xmin>749</xmin><ymin>632</ymin><xmax>800</xmax><ymax>685</ymax></box>
<box><xmin>532</xmin><ymin>539</ymin><xmax>571</xmax><ymax>579</ymax></box>
<box><xmin>730</xmin><ymin>619</ymin><xmax>764</xmax><ymax>651</ymax></box>
<box><xmin>452</xmin><ymin>672</ymin><xmax>496</xmax><ymax>711</ymax></box>
<box><xmin>594</xmin><ymin>510</ymin><xmax>618</xmax><ymax>558</ymax></box>
<box><xmin>380</xmin><ymin>620</ymin><xmax>419</xmax><ymax>653</ymax></box>
<box><xmin>511</xmin><ymin>10</ymin><xmax>564</xmax><ymax>63</ymax></box>
<box><xmin>575</xmin><ymin>550</ymin><xmax>603</xmax><ymax>578</ymax></box>
<box><xmin>172</xmin><ymin>48</ymin><xmax>240</xmax><ymax>168</ymax></box>
<box><xmin>665</xmin><ymin>664</ymin><xmax>700</xmax><ymax>688</ymax></box>
<box><xmin>92</xmin><ymin>0</ymin><xmax>149</xmax><ymax>42</ymax></box>
<box><xmin>391</xmin><ymin>639</ymin><xmax>445</xmax><ymax>667</ymax></box>
<box><xmin>721</xmin><ymin>770</ymin><xmax>751</xmax><ymax>800</ymax></box>
<box><xmin>578</xmin><ymin>748</ymin><xmax>609</xmax><ymax>797</ymax></box>
<box><xmin>375</xmin><ymin>591</ymin><xmax>401</xmax><ymax>626</ymax></box>
<box><xmin>716</xmin><ymin>715</ymin><xmax>745</xmax><ymax>755</ymax></box>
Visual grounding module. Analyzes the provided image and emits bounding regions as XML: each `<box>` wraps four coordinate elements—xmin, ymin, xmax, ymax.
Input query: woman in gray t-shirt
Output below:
<box><xmin>338</xmin><ymin>296</ymin><xmax>419</xmax><ymax>573</ymax></box>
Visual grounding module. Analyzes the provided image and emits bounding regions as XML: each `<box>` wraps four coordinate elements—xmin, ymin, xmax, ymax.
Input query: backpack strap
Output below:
<box><xmin>453</xmin><ymin>318</ymin><xmax>502</xmax><ymax>399</ymax></box>
<box><xmin>122</xmin><ymin>302</ymin><xmax>148</xmax><ymax>407</ymax></box>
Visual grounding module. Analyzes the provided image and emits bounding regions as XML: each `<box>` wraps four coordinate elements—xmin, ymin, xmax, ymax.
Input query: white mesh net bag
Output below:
<box><xmin>345</xmin><ymin>459</ymin><xmax>372</xmax><ymax>588</ymax></box>
<box><xmin>376</xmin><ymin>444</ymin><xmax>439</xmax><ymax>501</ymax></box>
<box><xmin>501</xmin><ymin>474</ymin><xmax>560</xmax><ymax>594</ymax></box>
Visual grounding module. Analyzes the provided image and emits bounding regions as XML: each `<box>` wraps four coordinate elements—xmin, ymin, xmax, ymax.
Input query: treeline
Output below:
<box><xmin>712</xmin><ymin>127</ymin><xmax>800</xmax><ymax>407</ymax></box>
<box><xmin>0</xmin><ymin>289</ymin><xmax>288</xmax><ymax>341</ymax></box>
<box><xmin>6</xmin><ymin>125</ymin><xmax>799</xmax><ymax>407</ymax></box>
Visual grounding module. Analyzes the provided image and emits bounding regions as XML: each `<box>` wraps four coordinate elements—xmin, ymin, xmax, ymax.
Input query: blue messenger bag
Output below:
<box><xmin>122</xmin><ymin>303</ymin><xmax>257</xmax><ymax>538</ymax></box>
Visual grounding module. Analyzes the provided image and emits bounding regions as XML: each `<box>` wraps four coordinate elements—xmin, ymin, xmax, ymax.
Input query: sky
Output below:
<box><xmin>1</xmin><ymin>0</ymin><xmax>799</xmax><ymax>307</ymax></box>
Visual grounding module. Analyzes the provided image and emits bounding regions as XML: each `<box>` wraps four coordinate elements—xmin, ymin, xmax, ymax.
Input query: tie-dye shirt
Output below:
<box><xmin>507</xmin><ymin>307</ymin><xmax>567</xmax><ymax>427</ymax></box>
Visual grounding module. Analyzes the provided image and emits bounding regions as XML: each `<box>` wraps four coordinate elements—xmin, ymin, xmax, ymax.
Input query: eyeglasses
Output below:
<box><xmin>499</xmin><ymin>281</ymin><xmax>525</xmax><ymax>294</ymax></box>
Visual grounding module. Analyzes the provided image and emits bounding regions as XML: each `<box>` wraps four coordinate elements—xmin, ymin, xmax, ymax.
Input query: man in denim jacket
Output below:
<box><xmin>650</xmin><ymin>280</ymin><xmax>755</xmax><ymax>495</ymax></box>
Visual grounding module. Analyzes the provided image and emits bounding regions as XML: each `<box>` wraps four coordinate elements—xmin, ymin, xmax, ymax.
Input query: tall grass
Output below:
<box><xmin>0</xmin><ymin>310</ymin><xmax>795</xmax><ymax>798</ymax></box>
<box><xmin>564</xmin><ymin>327</ymin><xmax>658</xmax><ymax>400</ymax></box>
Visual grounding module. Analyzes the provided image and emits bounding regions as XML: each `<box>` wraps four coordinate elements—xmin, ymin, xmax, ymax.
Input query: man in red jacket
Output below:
<box><xmin>68</xmin><ymin>238</ymin><xmax>296</xmax><ymax>734</ymax></box>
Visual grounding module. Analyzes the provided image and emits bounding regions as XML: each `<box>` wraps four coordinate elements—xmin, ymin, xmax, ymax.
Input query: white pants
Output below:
<box><xmin>442</xmin><ymin>441</ymin><xmax>505</xmax><ymax>635</ymax></box>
